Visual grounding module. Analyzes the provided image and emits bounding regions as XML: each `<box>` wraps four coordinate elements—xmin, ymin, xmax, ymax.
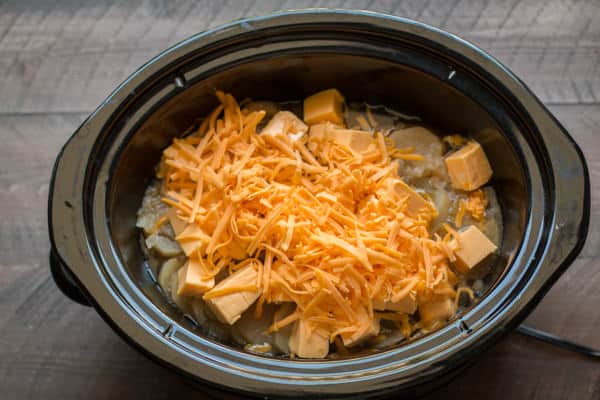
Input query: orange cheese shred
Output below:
<box><xmin>156</xmin><ymin>91</ymin><xmax>467</xmax><ymax>345</ymax></box>
<box><xmin>465</xmin><ymin>189</ymin><xmax>488</xmax><ymax>221</ymax></box>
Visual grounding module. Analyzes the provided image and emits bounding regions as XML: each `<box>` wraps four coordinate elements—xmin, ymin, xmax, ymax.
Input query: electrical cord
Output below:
<box><xmin>516</xmin><ymin>325</ymin><xmax>600</xmax><ymax>360</ymax></box>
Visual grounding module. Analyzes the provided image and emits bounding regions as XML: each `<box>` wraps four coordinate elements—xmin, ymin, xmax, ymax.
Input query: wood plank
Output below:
<box><xmin>0</xmin><ymin>104</ymin><xmax>597</xmax><ymax>399</ymax></box>
<box><xmin>0</xmin><ymin>0</ymin><xmax>598</xmax><ymax>113</ymax></box>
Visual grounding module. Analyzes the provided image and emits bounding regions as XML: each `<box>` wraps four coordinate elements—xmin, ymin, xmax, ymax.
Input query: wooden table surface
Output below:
<box><xmin>1</xmin><ymin>1</ymin><xmax>598</xmax><ymax>399</ymax></box>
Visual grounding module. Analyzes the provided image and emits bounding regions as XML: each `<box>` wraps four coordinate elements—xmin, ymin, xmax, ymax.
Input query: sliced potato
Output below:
<box><xmin>272</xmin><ymin>303</ymin><xmax>295</xmax><ymax>354</ymax></box>
<box><xmin>389</xmin><ymin>126</ymin><xmax>443</xmax><ymax>157</ymax></box>
<box><xmin>389</xmin><ymin>126</ymin><xmax>447</xmax><ymax>180</ymax></box>
<box><xmin>232</xmin><ymin>304</ymin><xmax>275</xmax><ymax>346</ymax></box>
<box><xmin>145</xmin><ymin>233</ymin><xmax>183</xmax><ymax>258</ymax></box>
<box><xmin>168</xmin><ymin>267</ymin><xmax>190</xmax><ymax>312</ymax></box>
<box><xmin>158</xmin><ymin>258</ymin><xmax>183</xmax><ymax>292</ymax></box>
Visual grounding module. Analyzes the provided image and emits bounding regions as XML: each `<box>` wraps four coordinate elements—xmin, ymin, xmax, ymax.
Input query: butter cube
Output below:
<box><xmin>261</xmin><ymin>111</ymin><xmax>308</xmax><ymax>141</ymax></box>
<box><xmin>373</xmin><ymin>292</ymin><xmax>417</xmax><ymax>314</ymax></box>
<box><xmin>204</xmin><ymin>265</ymin><xmax>261</xmax><ymax>325</ymax></box>
<box><xmin>444</xmin><ymin>141</ymin><xmax>493</xmax><ymax>190</ymax></box>
<box><xmin>288</xmin><ymin>318</ymin><xmax>329</xmax><ymax>358</ymax></box>
<box><xmin>451</xmin><ymin>225</ymin><xmax>497</xmax><ymax>272</ymax></box>
<box><xmin>303</xmin><ymin>89</ymin><xmax>345</xmax><ymax>125</ymax></box>
<box><xmin>388</xmin><ymin>178</ymin><xmax>437</xmax><ymax>217</ymax></box>
<box><xmin>341</xmin><ymin>307</ymin><xmax>380</xmax><ymax>347</ymax></box>
<box><xmin>177</xmin><ymin>258</ymin><xmax>215</xmax><ymax>297</ymax></box>
<box><xmin>419</xmin><ymin>298</ymin><xmax>456</xmax><ymax>328</ymax></box>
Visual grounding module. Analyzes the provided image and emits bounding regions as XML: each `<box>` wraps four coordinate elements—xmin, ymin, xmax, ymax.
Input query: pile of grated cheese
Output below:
<box><xmin>158</xmin><ymin>91</ymin><xmax>464</xmax><ymax>349</ymax></box>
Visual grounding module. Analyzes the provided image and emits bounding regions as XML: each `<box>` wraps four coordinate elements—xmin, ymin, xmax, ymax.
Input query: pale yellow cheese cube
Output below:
<box><xmin>177</xmin><ymin>258</ymin><xmax>215</xmax><ymax>297</ymax></box>
<box><xmin>341</xmin><ymin>307</ymin><xmax>380</xmax><ymax>347</ymax></box>
<box><xmin>419</xmin><ymin>298</ymin><xmax>456</xmax><ymax>328</ymax></box>
<box><xmin>261</xmin><ymin>111</ymin><xmax>308</xmax><ymax>141</ymax></box>
<box><xmin>288</xmin><ymin>318</ymin><xmax>329</xmax><ymax>358</ymax></box>
<box><xmin>303</xmin><ymin>89</ymin><xmax>345</xmax><ymax>125</ymax></box>
<box><xmin>204</xmin><ymin>265</ymin><xmax>261</xmax><ymax>325</ymax></box>
<box><xmin>372</xmin><ymin>292</ymin><xmax>417</xmax><ymax>314</ymax></box>
<box><xmin>307</xmin><ymin>122</ymin><xmax>331</xmax><ymax>142</ymax></box>
<box><xmin>444</xmin><ymin>141</ymin><xmax>493</xmax><ymax>190</ymax></box>
<box><xmin>329</xmin><ymin>128</ymin><xmax>377</xmax><ymax>154</ymax></box>
<box><xmin>175</xmin><ymin>224</ymin><xmax>210</xmax><ymax>256</ymax></box>
<box><xmin>308</xmin><ymin>123</ymin><xmax>375</xmax><ymax>153</ymax></box>
<box><xmin>452</xmin><ymin>225</ymin><xmax>497</xmax><ymax>272</ymax></box>
<box><xmin>306</xmin><ymin>122</ymin><xmax>333</xmax><ymax>150</ymax></box>
<box><xmin>387</xmin><ymin>178</ymin><xmax>437</xmax><ymax>217</ymax></box>
<box><xmin>167</xmin><ymin>207</ymin><xmax>187</xmax><ymax>236</ymax></box>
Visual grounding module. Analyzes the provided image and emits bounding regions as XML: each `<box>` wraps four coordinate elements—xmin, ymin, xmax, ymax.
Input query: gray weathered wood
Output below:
<box><xmin>0</xmin><ymin>0</ymin><xmax>598</xmax><ymax>113</ymax></box>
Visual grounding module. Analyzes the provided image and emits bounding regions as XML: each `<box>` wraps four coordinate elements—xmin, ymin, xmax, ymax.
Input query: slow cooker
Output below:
<box><xmin>48</xmin><ymin>9</ymin><xmax>589</xmax><ymax>399</ymax></box>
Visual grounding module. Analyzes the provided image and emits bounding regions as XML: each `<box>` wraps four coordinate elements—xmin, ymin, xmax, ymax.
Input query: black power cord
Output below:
<box><xmin>516</xmin><ymin>325</ymin><xmax>600</xmax><ymax>360</ymax></box>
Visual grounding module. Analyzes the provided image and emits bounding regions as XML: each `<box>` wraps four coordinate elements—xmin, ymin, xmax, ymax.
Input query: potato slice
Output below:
<box><xmin>145</xmin><ymin>234</ymin><xmax>182</xmax><ymax>257</ymax></box>
<box><xmin>389</xmin><ymin>126</ymin><xmax>446</xmax><ymax>180</ymax></box>
<box><xmin>158</xmin><ymin>258</ymin><xmax>183</xmax><ymax>292</ymax></box>
<box><xmin>389</xmin><ymin>126</ymin><xmax>443</xmax><ymax>157</ymax></box>
<box><xmin>272</xmin><ymin>303</ymin><xmax>295</xmax><ymax>354</ymax></box>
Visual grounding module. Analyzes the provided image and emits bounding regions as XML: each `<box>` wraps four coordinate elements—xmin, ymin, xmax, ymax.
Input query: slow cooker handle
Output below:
<box><xmin>512</xmin><ymin>119</ymin><xmax>593</xmax><ymax>359</ymax></box>
<box><xmin>50</xmin><ymin>249</ymin><xmax>91</xmax><ymax>307</ymax></box>
<box><xmin>537</xmin><ymin>120</ymin><xmax>590</xmax><ymax>286</ymax></box>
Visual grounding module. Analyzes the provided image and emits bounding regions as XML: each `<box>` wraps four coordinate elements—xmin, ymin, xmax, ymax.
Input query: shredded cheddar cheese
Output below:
<box><xmin>455</xmin><ymin>189</ymin><xmax>488</xmax><ymax>227</ymax></box>
<box><xmin>465</xmin><ymin>189</ymin><xmax>488</xmax><ymax>221</ymax></box>
<box><xmin>455</xmin><ymin>199</ymin><xmax>467</xmax><ymax>228</ymax></box>
<box><xmin>157</xmin><ymin>91</ymin><xmax>464</xmax><ymax>346</ymax></box>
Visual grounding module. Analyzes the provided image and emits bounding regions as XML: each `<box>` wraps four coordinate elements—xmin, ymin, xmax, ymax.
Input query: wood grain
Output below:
<box><xmin>0</xmin><ymin>0</ymin><xmax>598</xmax><ymax>113</ymax></box>
<box><xmin>0</xmin><ymin>1</ymin><xmax>598</xmax><ymax>399</ymax></box>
